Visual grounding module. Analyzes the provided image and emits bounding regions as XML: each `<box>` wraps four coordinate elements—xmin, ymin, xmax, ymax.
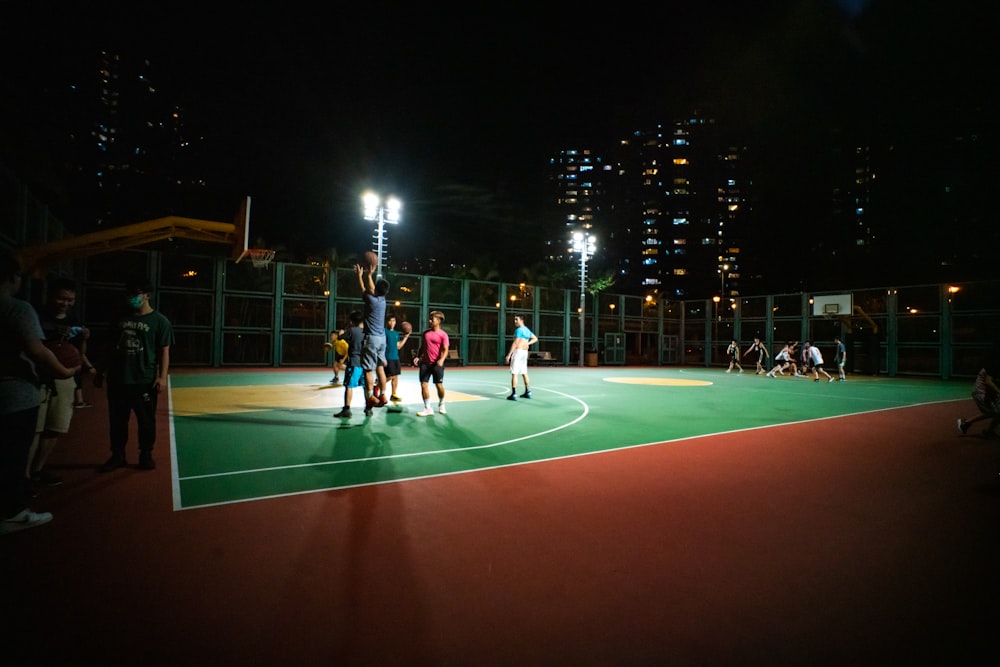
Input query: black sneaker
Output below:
<box><xmin>364</xmin><ymin>407</ymin><xmax>373</xmax><ymax>417</ymax></box>
<box><xmin>507</xmin><ymin>393</ymin><xmax>517</xmax><ymax>401</ymax></box>
<box><xmin>521</xmin><ymin>391</ymin><xmax>532</xmax><ymax>399</ymax></box>
<box><xmin>100</xmin><ymin>453</ymin><xmax>127</xmax><ymax>473</ymax></box>
<box><xmin>138</xmin><ymin>453</ymin><xmax>156</xmax><ymax>470</ymax></box>
<box><xmin>334</xmin><ymin>408</ymin><xmax>352</xmax><ymax>419</ymax></box>
<box><xmin>958</xmin><ymin>419</ymin><xmax>969</xmax><ymax>434</ymax></box>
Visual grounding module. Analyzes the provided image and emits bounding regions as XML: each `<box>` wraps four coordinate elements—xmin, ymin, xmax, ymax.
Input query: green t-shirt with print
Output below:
<box><xmin>108</xmin><ymin>310</ymin><xmax>173</xmax><ymax>386</ymax></box>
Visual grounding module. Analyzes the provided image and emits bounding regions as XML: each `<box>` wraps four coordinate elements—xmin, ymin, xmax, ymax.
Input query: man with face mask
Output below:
<box><xmin>95</xmin><ymin>278</ymin><xmax>173</xmax><ymax>472</ymax></box>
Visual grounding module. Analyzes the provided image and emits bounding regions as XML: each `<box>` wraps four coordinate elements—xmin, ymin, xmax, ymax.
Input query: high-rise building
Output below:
<box><xmin>59</xmin><ymin>51</ymin><xmax>206</xmax><ymax>230</ymax></box>
<box><xmin>554</xmin><ymin>113</ymin><xmax>753</xmax><ymax>298</ymax></box>
<box><xmin>543</xmin><ymin>149</ymin><xmax>614</xmax><ymax>260</ymax></box>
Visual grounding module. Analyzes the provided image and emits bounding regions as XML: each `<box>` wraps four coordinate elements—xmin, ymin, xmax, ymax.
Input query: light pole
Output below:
<box><xmin>572</xmin><ymin>231</ymin><xmax>596</xmax><ymax>367</ymax></box>
<box><xmin>713</xmin><ymin>295</ymin><xmax>721</xmax><ymax>357</ymax></box>
<box><xmin>719</xmin><ymin>263</ymin><xmax>729</xmax><ymax>297</ymax></box>
<box><xmin>362</xmin><ymin>191</ymin><xmax>401</xmax><ymax>278</ymax></box>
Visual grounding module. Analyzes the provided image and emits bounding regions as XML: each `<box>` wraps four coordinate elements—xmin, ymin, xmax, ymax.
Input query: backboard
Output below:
<box><xmin>812</xmin><ymin>294</ymin><xmax>852</xmax><ymax>316</ymax></box>
<box><xmin>232</xmin><ymin>196</ymin><xmax>252</xmax><ymax>262</ymax></box>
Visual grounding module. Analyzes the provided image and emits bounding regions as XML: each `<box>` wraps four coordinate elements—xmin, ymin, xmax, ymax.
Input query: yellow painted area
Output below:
<box><xmin>604</xmin><ymin>377</ymin><xmax>713</xmax><ymax>387</ymax></box>
<box><xmin>171</xmin><ymin>383</ymin><xmax>484</xmax><ymax>417</ymax></box>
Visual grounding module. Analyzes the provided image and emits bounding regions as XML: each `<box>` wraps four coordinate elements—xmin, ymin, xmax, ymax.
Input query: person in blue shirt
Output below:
<box><xmin>505</xmin><ymin>314</ymin><xmax>538</xmax><ymax>400</ymax></box>
<box><xmin>384</xmin><ymin>314</ymin><xmax>411</xmax><ymax>403</ymax></box>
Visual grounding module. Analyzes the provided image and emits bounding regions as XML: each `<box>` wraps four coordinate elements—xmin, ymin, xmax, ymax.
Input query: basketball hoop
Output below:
<box><xmin>238</xmin><ymin>248</ymin><xmax>275</xmax><ymax>268</ymax></box>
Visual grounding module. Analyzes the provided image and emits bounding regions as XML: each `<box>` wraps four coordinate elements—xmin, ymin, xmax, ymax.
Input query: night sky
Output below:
<box><xmin>2</xmin><ymin>1</ymin><xmax>994</xmax><ymax>284</ymax></box>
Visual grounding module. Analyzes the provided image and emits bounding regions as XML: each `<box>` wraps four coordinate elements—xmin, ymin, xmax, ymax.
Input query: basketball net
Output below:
<box><xmin>241</xmin><ymin>249</ymin><xmax>275</xmax><ymax>269</ymax></box>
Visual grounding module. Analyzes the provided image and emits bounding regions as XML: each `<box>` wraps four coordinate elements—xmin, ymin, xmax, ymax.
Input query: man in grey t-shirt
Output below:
<box><xmin>356</xmin><ymin>262</ymin><xmax>389</xmax><ymax>416</ymax></box>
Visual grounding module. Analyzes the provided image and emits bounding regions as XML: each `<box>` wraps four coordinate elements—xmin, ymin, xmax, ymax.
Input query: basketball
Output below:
<box><xmin>334</xmin><ymin>339</ymin><xmax>349</xmax><ymax>358</ymax></box>
<box><xmin>363</xmin><ymin>250</ymin><xmax>378</xmax><ymax>269</ymax></box>
<box><xmin>45</xmin><ymin>339</ymin><xmax>81</xmax><ymax>370</ymax></box>
<box><xmin>323</xmin><ymin>342</ymin><xmax>333</xmax><ymax>352</ymax></box>
<box><xmin>400</xmin><ymin>321</ymin><xmax>412</xmax><ymax>334</ymax></box>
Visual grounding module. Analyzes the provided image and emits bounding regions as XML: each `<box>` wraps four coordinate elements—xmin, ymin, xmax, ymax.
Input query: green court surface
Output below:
<box><xmin>168</xmin><ymin>367</ymin><xmax>969</xmax><ymax>510</ymax></box>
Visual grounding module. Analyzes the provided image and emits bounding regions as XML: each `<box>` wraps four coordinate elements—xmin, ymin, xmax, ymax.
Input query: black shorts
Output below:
<box><xmin>418</xmin><ymin>363</ymin><xmax>445</xmax><ymax>385</ymax></box>
<box><xmin>385</xmin><ymin>359</ymin><xmax>402</xmax><ymax>378</ymax></box>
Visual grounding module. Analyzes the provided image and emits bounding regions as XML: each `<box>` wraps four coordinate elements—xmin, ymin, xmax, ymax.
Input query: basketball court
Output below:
<box><xmin>168</xmin><ymin>367</ymin><xmax>969</xmax><ymax>509</ymax></box>
<box><xmin>8</xmin><ymin>364</ymin><xmax>1000</xmax><ymax>665</ymax></box>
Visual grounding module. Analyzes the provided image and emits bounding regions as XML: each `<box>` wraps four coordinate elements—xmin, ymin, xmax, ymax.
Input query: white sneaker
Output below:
<box><xmin>438</xmin><ymin>404</ymin><xmax>447</xmax><ymax>414</ymax></box>
<box><xmin>1</xmin><ymin>508</ymin><xmax>53</xmax><ymax>535</ymax></box>
<box><xmin>416</xmin><ymin>407</ymin><xmax>434</xmax><ymax>417</ymax></box>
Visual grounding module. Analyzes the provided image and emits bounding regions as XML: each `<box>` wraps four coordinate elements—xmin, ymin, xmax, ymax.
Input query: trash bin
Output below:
<box><xmin>584</xmin><ymin>351</ymin><xmax>598</xmax><ymax>367</ymax></box>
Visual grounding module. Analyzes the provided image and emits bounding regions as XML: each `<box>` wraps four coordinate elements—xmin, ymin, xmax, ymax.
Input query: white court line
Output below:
<box><xmin>174</xmin><ymin>381</ymin><xmax>589</xmax><ymax>483</ymax></box>
<box><xmin>168</xmin><ymin>376</ymin><xmax>183</xmax><ymax>511</ymax></box>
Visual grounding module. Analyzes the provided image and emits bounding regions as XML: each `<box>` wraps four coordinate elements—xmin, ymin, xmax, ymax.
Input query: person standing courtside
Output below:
<box><xmin>505</xmin><ymin>313</ymin><xmax>538</xmax><ymax>400</ymax></box>
<box><xmin>415</xmin><ymin>311</ymin><xmax>449</xmax><ymax>417</ymax></box>
<box><xmin>27</xmin><ymin>277</ymin><xmax>92</xmax><ymax>486</ymax></box>
<box><xmin>1</xmin><ymin>250</ymin><xmax>78</xmax><ymax>534</ymax></box>
<box><xmin>96</xmin><ymin>278</ymin><xmax>173</xmax><ymax>472</ymax></box>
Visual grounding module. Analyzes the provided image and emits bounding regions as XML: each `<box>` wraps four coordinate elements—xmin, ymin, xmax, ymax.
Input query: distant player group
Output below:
<box><xmin>725</xmin><ymin>337</ymin><xmax>847</xmax><ymax>383</ymax></box>
<box><xmin>326</xmin><ymin>251</ymin><xmax>539</xmax><ymax>420</ymax></box>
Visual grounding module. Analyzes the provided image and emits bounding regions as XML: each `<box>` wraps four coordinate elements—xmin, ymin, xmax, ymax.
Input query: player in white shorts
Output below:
<box><xmin>505</xmin><ymin>314</ymin><xmax>538</xmax><ymax>401</ymax></box>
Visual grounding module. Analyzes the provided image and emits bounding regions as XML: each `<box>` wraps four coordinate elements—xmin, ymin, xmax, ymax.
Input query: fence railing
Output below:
<box><xmin>58</xmin><ymin>249</ymin><xmax>997</xmax><ymax>379</ymax></box>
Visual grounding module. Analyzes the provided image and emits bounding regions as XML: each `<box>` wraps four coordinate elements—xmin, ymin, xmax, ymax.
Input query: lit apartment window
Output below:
<box><xmin>673</xmin><ymin>158</ymin><xmax>688</xmax><ymax>165</ymax></box>
<box><xmin>673</xmin><ymin>218</ymin><xmax>688</xmax><ymax>225</ymax></box>
<box><xmin>673</xmin><ymin>268</ymin><xmax>687</xmax><ymax>275</ymax></box>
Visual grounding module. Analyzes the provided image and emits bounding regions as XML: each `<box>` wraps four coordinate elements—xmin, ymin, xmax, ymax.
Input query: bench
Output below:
<box><xmin>528</xmin><ymin>350</ymin><xmax>557</xmax><ymax>366</ymax></box>
<box><xmin>445</xmin><ymin>349</ymin><xmax>464</xmax><ymax>366</ymax></box>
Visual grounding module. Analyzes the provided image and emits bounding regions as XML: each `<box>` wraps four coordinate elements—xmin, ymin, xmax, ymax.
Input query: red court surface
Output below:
<box><xmin>4</xmin><ymin>372</ymin><xmax>999</xmax><ymax>665</ymax></box>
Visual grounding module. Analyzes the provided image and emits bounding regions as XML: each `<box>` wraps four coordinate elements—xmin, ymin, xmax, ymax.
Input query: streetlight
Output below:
<box><xmin>719</xmin><ymin>263</ymin><xmax>730</xmax><ymax>296</ymax></box>
<box><xmin>712</xmin><ymin>295</ymin><xmax>721</xmax><ymax>352</ymax></box>
<box><xmin>572</xmin><ymin>231</ymin><xmax>596</xmax><ymax>367</ymax></box>
<box><xmin>362</xmin><ymin>191</ymin><xmax>401</xmax><ymax>278</ymax></box>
